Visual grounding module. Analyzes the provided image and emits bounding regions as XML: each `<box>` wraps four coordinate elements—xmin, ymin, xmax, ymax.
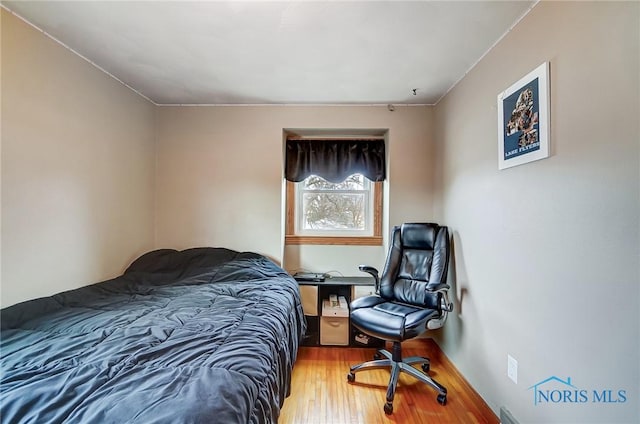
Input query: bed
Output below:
<box><xmin>0</xmin><ymin>247</ymin><xmax>305</xmax><ymax>423</ymax></box>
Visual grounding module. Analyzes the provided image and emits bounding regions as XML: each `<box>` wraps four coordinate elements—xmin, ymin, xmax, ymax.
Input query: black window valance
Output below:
<box><xmin>285</xmin><ymin>139</ymin><xmax>386</xmax><ymax>183</ymax></box>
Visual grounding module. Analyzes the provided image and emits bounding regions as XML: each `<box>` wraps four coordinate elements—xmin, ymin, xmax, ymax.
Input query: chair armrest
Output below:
<box><xmin>427</xmin><ymin>283</ymin><xmax>450</xmax><ymax>292</ymax></box>
<box><xmin>427</xmin><ymin>285</ymin><xmax>453</xmax><ymax>312</ymax></box>
<box><xmin>358</xmin><ymin>265</ymin><xmax>380</xmax><ymax>294</ymax></box>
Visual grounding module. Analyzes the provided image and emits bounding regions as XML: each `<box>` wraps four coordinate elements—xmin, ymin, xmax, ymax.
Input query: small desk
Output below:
<box><xmin>297</xmin><ymin>276</ymin><xmax>384</xmax><ymax>348</ymax></box>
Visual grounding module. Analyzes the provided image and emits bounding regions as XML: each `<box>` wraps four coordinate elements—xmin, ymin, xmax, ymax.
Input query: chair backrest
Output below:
<box><xmin>379</xmin><ymin>223</ymin><xmax>450</xmax><ymax>310</ymax></box>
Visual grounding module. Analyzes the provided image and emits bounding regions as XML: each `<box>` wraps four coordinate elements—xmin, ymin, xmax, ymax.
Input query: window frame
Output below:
<box><xmin>285</xmin><ymin>178</ymin><xmax>383</xmax><ymax>246</ymax></box>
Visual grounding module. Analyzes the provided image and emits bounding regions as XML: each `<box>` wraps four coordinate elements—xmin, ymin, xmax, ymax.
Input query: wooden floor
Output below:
<box><xmin>279</xmin><ymin>338</ymin><xmax>498</xmax><ymax>424</ymax></box>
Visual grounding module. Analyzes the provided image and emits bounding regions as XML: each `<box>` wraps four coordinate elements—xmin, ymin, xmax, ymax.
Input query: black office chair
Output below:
<box><xmin>347</xmin><ymin>223</ymin><xmax>453</xmax><ymax>414</ymax></box>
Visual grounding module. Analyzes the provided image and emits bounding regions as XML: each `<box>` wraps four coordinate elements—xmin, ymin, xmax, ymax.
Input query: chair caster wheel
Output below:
<box><xmin>437</xmin><ymin>393</ymin><xmax>447</xmax><ymax>405</ymax></box>
<box><xmin>421</xmin><ymin>363</ymin><xmax>430</xmax><ymax>373</ymax></box>
<box><xmin>383</xmin><ymin>402</ymin><xmax>393</xmax><ymax>415</ymax></box>
<box><xmin>347</xmin><ymin>373</ymin><xmax>355</xmax><ymax>383</ymax></box>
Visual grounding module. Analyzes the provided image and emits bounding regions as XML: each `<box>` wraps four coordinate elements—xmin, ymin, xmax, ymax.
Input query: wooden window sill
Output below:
<box><xmin>285</xmin><ymin>235</ymin><xmax>382</xmax><ymax>246</ymax></box>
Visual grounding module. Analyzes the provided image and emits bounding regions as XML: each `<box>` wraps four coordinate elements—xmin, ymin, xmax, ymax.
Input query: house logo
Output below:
<box><xmin>528</xmin><ymin>376</ymin><xmax>627</xmax><ymax>406</ymax></box>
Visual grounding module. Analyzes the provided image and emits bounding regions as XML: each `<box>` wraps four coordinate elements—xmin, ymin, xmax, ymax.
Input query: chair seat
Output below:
<box><xmin>350</xmin><ymin>295</ymin><xmax>440</xmax><ymax>342</ymax></box>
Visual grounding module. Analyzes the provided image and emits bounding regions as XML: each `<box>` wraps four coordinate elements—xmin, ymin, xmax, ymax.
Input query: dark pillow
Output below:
<box><xmin>124</xmin><ymin>249</ymin><xmax>182</xmax><ymax>274</ymax></box>
<box><xmin>125</xmin><ymin>247</ymin><xmax>241</xmax><ymax>275</ymax></box>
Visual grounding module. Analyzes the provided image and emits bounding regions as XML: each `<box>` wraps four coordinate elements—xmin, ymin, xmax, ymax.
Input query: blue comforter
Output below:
<box><xmin>1</xmin><ymin>248</ymin><xmax>305</xmax><ymax>423</ymax></box>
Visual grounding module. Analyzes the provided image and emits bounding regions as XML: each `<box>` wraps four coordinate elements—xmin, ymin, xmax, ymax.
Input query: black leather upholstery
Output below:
<box><xmin>347</xmin><ymin>223</ymin><xmax>451</xmax><ymax>413</ymax></box>
<box><xmin>350</xmin><ymin>298</ymin><xmax>438</xmax><ymax>341</ymax></box>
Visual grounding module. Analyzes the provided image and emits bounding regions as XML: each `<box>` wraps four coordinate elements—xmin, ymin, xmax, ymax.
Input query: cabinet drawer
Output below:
<box><xmin>352</xmin><ymin>285</ymin><xmax>376</xmax><ymax>300</ymax></box>
<box><xmin>320</xmin><ymin>316</ymin><xmax>349</xmax><ymax>346</ymax></box>
<box><xmin>299</xmin><ymin>285</ymin><xmax>318</xmax><ymax>316</ymax></box>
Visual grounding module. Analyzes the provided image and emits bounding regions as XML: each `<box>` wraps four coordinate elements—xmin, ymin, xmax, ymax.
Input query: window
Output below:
<box><xmin>286</xmin><ymin>175</ymin><xmax>382</xmax><ymax>245</ymax></box>
<box><xmin>284</xmin><ymin>135</ymin><xmax>385</xmax><ymax>245</ymax></box>
<box><xmin>298</xmin><ymin>174</ymin><xmax>371</xmax><ymax>234</ymax></box>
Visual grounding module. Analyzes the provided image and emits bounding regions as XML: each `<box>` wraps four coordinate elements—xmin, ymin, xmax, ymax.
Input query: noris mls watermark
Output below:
<box><xmin>528</xmin><ymin>376</ymin><xmax>627</xmax><ymax>406</ymax></box>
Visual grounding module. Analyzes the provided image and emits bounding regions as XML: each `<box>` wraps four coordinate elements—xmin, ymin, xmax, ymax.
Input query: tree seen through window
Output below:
<box><xmin>301</xmin><ymin>174</ymin><xmax>369</xmax><ymax>231</ymax></box>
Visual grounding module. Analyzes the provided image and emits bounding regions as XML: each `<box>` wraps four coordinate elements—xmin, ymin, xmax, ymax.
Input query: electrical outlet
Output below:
<box><xmin>507</xmin><ymin>354</ymin><xmax>518</xmax><ymax>384</ymax></box>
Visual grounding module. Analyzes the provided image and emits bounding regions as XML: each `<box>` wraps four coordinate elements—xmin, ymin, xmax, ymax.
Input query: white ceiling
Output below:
<box><xmin>2</xmin><ymin>1</ymin><xmax>535</xmax><ymax>105</ymax></box>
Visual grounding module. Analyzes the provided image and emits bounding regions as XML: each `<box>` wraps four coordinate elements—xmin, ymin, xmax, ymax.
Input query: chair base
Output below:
<box><xmin>347</xmin><ymin>342</ymin><xmax>447</xmax><ymax>414</ymax></box>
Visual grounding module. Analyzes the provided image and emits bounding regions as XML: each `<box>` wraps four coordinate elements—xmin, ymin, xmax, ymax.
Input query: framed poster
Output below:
<box><xmin>497</xmin><ymin>62</ymin><xmax>550</xmax><ymax>170</ymax></box>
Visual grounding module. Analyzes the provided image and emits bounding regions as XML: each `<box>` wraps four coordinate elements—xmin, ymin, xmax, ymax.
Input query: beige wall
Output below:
<box><xmin>1</xmin><ymin>10</ymin><xmax>156</xmax><ymax>307</ymax></box>
<box><xmin>155</xmin><ymin>105</ymin><xmax>436</xmax><ymax>272</ymax></box>
<box><xmin>434</xmin><ymin>2</ymin><xmax>639</xmax><ymax>423</ymax></box>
